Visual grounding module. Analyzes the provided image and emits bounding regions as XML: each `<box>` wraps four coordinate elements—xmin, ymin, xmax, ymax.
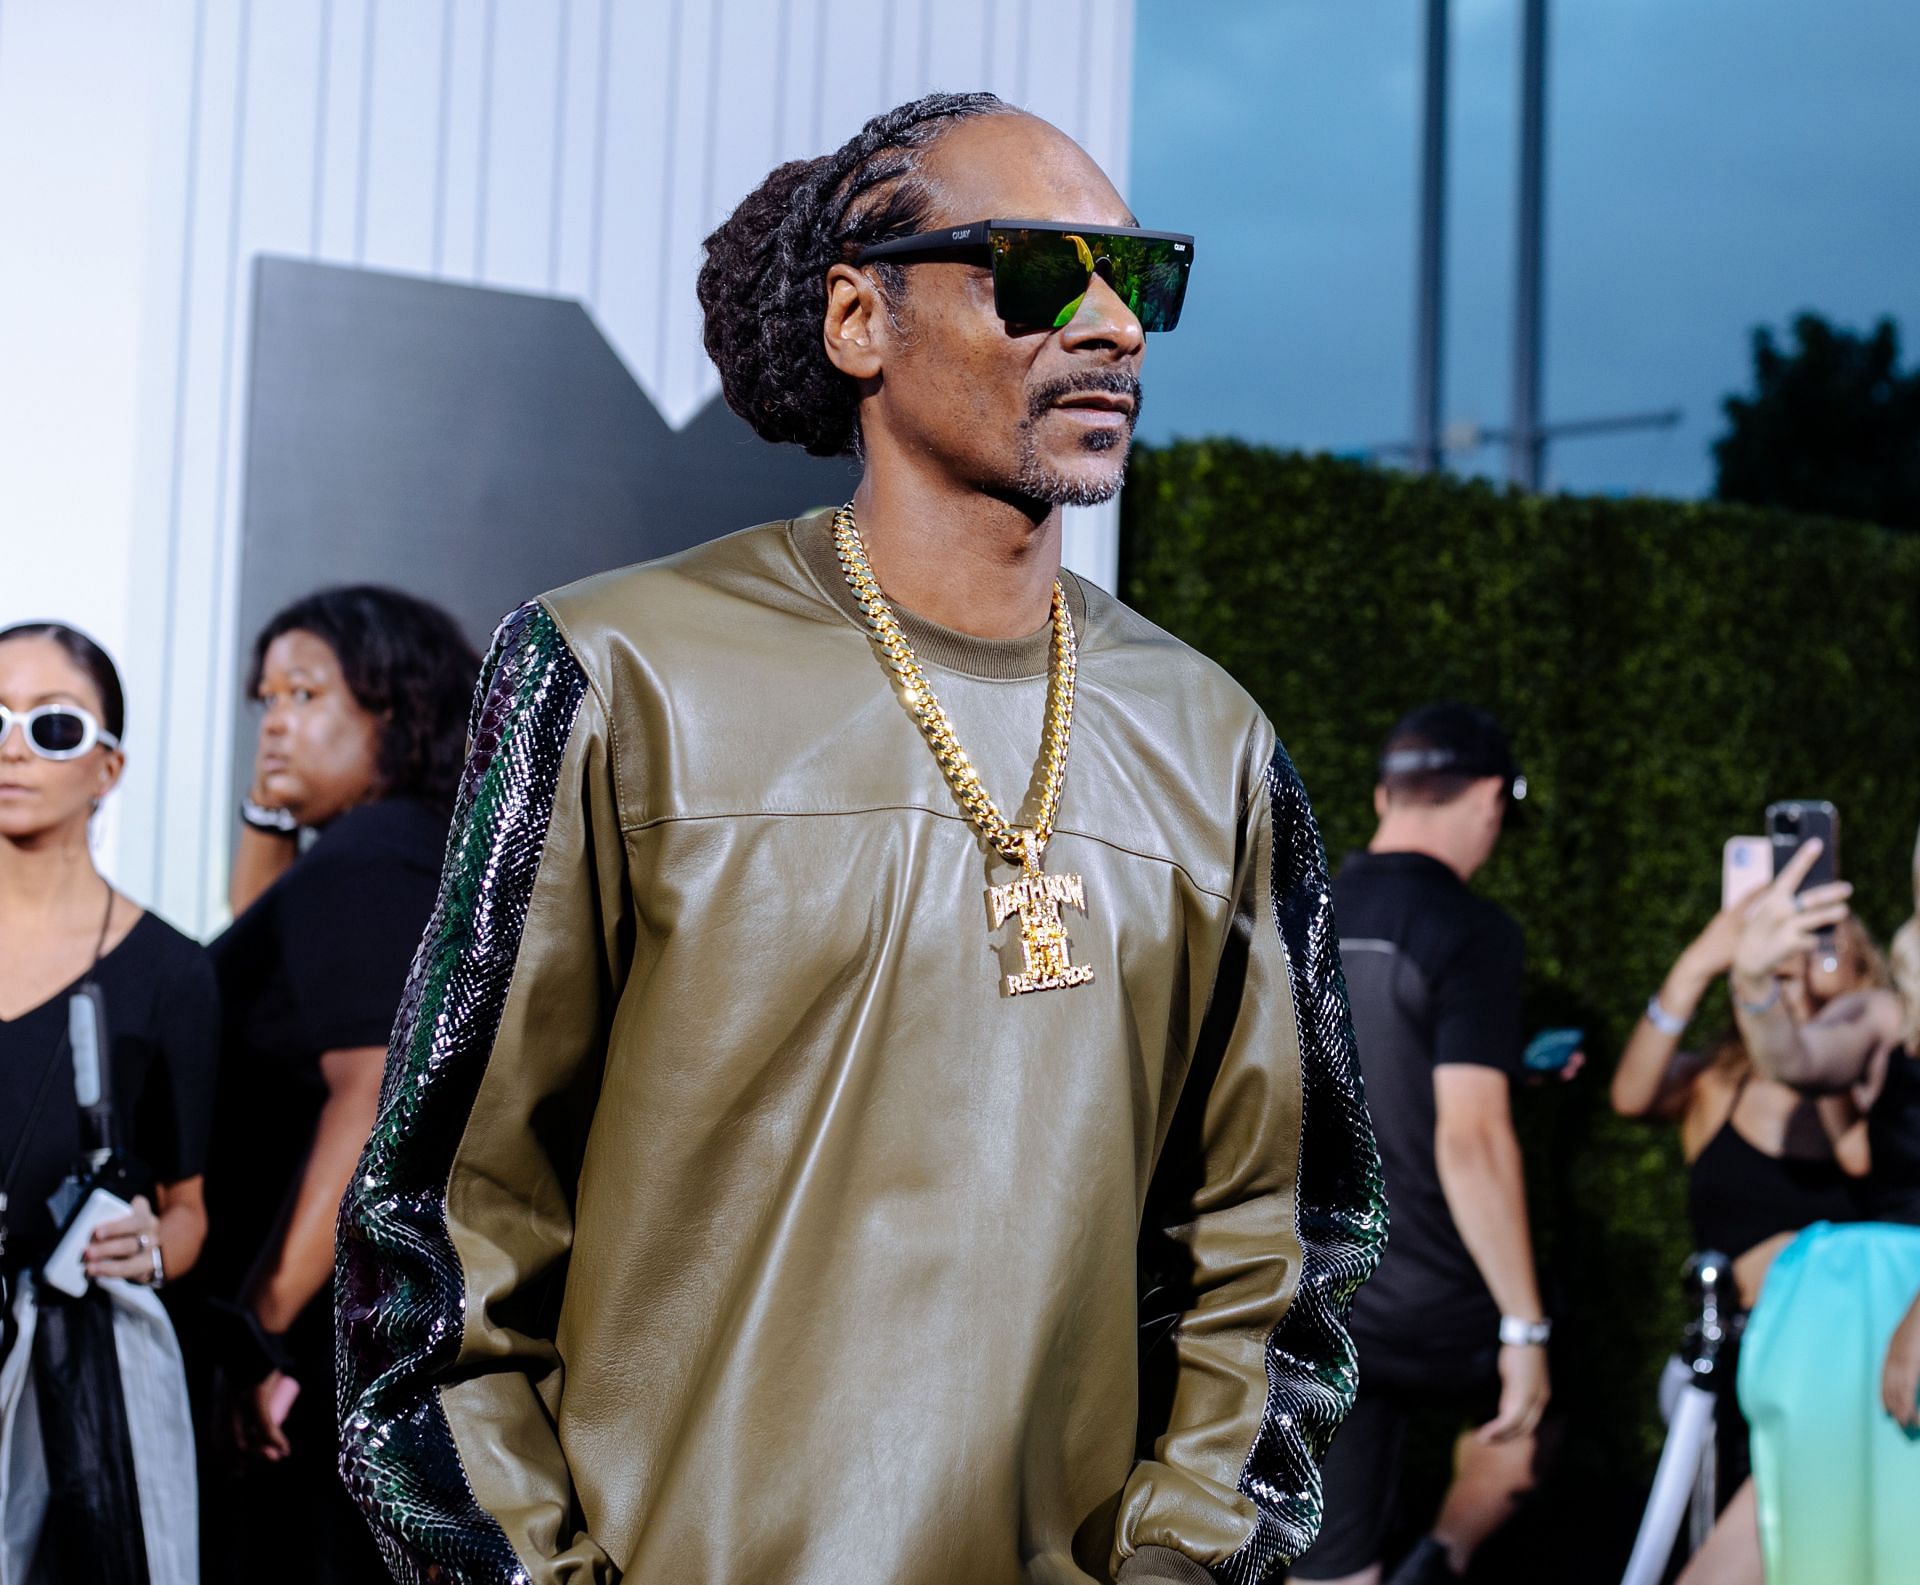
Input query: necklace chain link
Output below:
<box><xmin>832</xmin><ymin>503</ymin><xmax>1077</xmax><ymax>870</ymax></box>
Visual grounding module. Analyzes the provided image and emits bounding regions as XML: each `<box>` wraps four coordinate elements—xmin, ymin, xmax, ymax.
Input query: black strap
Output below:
<box><xmin>1</xmin><ymin>884</ymin><xmax>116</xmax><ymax>1210</ymax></box>
<box><xmin>1</xmin><ymin>1029</ymin><xmax>71</xmax><ymax>1209</ymax></box>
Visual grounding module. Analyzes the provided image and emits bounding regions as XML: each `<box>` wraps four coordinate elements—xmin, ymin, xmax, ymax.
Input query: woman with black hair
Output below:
<box><xmin>195</xmin><ymin>585</ymin><xmax>476</xmax><ymax>1584</ymax></box>
<box><xmin>0</xmin><ymin>621</ymin><xmax>217</xmax><ymax>1584</ymax></box>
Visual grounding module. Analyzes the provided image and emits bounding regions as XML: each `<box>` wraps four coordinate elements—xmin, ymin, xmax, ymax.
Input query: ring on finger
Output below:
<box><xmin>136</xmin><ymin>1232</ymin><xmax>152</xmax><ymax>1251</ymax></box>
<box><xmin>1791</xmin><ymin>892</ymin><xmax>1806</xmax><ymax>913</ymax></box>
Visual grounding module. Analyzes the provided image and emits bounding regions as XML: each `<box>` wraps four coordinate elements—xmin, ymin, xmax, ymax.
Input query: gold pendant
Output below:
<box><xmin>986</xmin><ymin>836</ymin><xmax>1094</xmax><ymax>996</ymax></box>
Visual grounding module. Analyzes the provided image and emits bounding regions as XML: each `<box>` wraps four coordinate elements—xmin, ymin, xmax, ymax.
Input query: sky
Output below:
<box><xmin>1127</xmin><ymin>0</ymin><xmax>1920</xmax><ymax>499</ymax></box>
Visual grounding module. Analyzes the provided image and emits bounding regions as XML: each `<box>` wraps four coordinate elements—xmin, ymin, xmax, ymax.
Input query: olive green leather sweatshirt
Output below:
<box><xmin>336</xmin><ymin>511</ymin><xmax>1385</xmax><ymax>1585</ymax></box>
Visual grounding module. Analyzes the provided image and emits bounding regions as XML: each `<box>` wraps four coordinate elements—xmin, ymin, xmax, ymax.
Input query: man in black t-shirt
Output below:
<box><xmin>1294</xmin><ymin>703</ymin><xmax>1550</xmax><ymax>1585</ymax></box>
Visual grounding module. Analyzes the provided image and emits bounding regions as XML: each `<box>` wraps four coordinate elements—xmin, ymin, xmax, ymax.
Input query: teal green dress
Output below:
<box><xmin>1739</xmin><ymin>1054</ymin><xmax>1920</xmax><ymax>1583</ymax></box>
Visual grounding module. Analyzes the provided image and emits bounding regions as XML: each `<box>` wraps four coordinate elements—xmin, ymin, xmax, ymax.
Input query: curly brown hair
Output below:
<box><xmin>247</xmin><ymin>586</ymin><xmax>478</xmax><ymax>815</ymax></box>
<box><xmin>696</xmin><ymin>90</ymin><xmax>1011</xmax><ymax>458</ymax></box>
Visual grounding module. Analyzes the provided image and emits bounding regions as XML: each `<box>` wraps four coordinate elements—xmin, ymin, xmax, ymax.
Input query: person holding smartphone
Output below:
<box><xmin>1293</xmin><ymin>703</ymin><xmax>1548</xmax><ymax>1585</ymax></box>
<box><xmin>1610</xmin><ymin>866</ymin><xmax>1883</xmax><ymax>1584</ymax></box>
<box><xmin>1728</xmin><ymin>831</ymin><xmax>1920</xmax><ymax>1584</ymax></box>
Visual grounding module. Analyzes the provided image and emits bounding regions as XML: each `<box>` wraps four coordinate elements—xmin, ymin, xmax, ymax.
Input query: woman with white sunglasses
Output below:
<box><xmin>0</xmin><ymin>620</ymin><xmax>218</xmax><ymax>1582</ymax></box>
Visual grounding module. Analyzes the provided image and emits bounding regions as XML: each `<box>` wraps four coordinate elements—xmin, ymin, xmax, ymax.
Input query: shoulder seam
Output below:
<box><xmin>538</xmin><ymin>596</ymin><xmax>626</xmax><ymax>820</ymax></box>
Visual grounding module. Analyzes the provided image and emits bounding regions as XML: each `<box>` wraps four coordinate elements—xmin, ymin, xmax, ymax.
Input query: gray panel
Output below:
<box><xmin>234</xmin><ymin>254</ymin><xmax>855</xmax><ymax>805</ymax></box>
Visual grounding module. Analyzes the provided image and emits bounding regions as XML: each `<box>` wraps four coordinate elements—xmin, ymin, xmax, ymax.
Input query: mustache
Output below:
<box><xmin>1026</xmin><ymin>369</ymin><xmax>1145</xmax><ymax>425</ymax></box>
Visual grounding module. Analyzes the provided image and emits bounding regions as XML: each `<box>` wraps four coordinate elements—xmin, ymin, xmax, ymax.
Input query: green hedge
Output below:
<box><xmin>1121</xmin><ymin>440</ymin><xmax>1920</xmax><ymax>1492</ymax></box>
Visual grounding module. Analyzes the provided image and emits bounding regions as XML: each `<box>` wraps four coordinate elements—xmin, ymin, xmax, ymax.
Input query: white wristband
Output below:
<box><xmin>1499</xmin><ymin>1315</ymin><xmax>1551</xmax><ymax>1347</ymax></box>
<box><xmin>1644</xmin><ymin>994</ymin><xmax>1688</xmax><ymax>1037</ymax></box>
<box><xmin>241</xmin><ymin>797</ymin><xmax>299</xmax><ymax>835</ymax></box>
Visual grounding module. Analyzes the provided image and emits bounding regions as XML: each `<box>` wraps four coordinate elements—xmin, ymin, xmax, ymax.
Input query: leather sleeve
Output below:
<box><xmin>1115</xmin><ymin>742</ymin><xmax>1387</xmax><ymax>1584</ymax></box>
<box><xmin>336</xmin><ymin>599</ymin><xmax>627</xmax><ymax>1585</ymax></box>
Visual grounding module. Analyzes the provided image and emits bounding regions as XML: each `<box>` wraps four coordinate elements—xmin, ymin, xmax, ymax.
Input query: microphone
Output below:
<box><xmin>68</xmin><ymin>981</ymin><xmax>115</xmax><ymax>1162</ymax></box>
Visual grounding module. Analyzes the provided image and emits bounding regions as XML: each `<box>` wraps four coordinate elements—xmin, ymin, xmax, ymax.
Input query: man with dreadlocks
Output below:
<box><xmin>336</xmin><ymin>92</ymin><xmax>1384</xmax><ymax>1585</ymax></box>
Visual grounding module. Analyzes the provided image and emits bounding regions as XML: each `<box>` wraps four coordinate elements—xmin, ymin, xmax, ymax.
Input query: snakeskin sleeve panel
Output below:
<box><xmin>1212</xmin><ymin>745</ymin><xmax>1389</xmax><ymax>1582</ymax></box>
<box><xmin>336</xmin><ymin>600</ymin><xmax>587</xmax><ymax>1585</ymax></box>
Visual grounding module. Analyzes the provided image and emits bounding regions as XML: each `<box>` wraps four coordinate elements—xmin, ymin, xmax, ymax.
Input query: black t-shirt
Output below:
<box><xmin>1334</xmin><ymin>850</ymin><xmax>1525</xmax><ymax>1356</ymax></box>
<box><xmin>1868</xmin><ymin>1049</ymin><xmax>1920</xmax><ymax>1226</ymax></box>
<box><xmin>200</xmin><ymin>799</ymin><xmax>447</xmax><ymax>1340</ymax></box>
<box><xmin>0</xmin><ymin>911</ymin><xmax>219</xmax><ymax>1274</ymax></box>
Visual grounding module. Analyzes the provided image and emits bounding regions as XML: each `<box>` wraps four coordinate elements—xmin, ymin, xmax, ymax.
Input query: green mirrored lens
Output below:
<box><xmin>1096</xmin><ymin>233</ymin><xmax>1191</xmax><ymax>332</ymax></box>
<box><xmin>990</xmin><ymin>228</ymin><xmax>1191</xmax><ymax>332</ymax></box>
<box><xmin>991</xmin><ymin>230</ymin><xmax>1096</xmax><ymax>329</ymax></box>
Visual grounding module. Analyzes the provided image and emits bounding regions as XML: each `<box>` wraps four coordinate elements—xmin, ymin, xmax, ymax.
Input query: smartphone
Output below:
<box><xmin>1522</xmin><ymin>1027</ymin><xmax>1583</xmax><ymax>1075</ymax></box>
<box><xmin>40</xmin><ymin>1186</ymin><xmax>135</xmax><ymax>1297</ymax></box>
<box><xmin>1722</xmin><ymin>836</ymin><xmax>1772</xmax><ymax>912</ymax></box>
<box><xmin>1766</xmin><ymin>801</ymin><xmax>1840</xmax><ymax>956</ymax></box>
<box><xmin>1764</xmin><ymin>801</ymin><xmax>1840</xmax><ymax>892</ymax></box>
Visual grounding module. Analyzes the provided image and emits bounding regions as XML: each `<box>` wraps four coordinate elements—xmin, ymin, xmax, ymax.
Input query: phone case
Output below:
<box><xmin>40</xmin><ymin>1186</ymin><xmax>135</xmax><ymax>1298</ymax></box>
<box><xmin>1722</xmin><ymin>836</ymin><xmax>1771</xmax><ymax>911</ymax></box>
<box><xmin>1523</xmin><ymin>1027</ymin><xmax>1583</xmax><ymax>1073</ymax></box>
<box><xmin>268</xmin><ymin>1373</ymin><xmax>302</xmax><ymax>1427</ymax></box>
<box><xmin>1765</xmin><ymin>801</ymin><xmax>1840</xmax><ymax>892</ymax></box>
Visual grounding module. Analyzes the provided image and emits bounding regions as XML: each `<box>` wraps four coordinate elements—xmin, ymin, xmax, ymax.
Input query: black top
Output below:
<box><xmin>1867</xmin><ymin>1050</ymin><xmax>1920</xmax><ymax>1226</ymax></box>
<box><xmin>1685</xmin><ymin>1073</ymin><xmax>1857</xmax><ymax>1260</ymax></box>
<box><xmin>1334</xmin><ymin>850</ymin><xmax>1526</xmax><ymax>1354</ymax></box>
<box><xmin>0</xmin><ymin>911</ymin><xmax>218</xmax><ymax>1273</ymax></box>
<box><xmin>201</xmin><ymin>799</ymin><xmax>446</xmax><ymax>1362</ymax></box>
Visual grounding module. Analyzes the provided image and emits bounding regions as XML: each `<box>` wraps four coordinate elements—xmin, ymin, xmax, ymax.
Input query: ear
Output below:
<box><xmin>97</xmin><ymin>748</ymin><xmax>126</xmax><ymax>800</ymax></box>
<box><xmin>1478</xmin><ymin>777</ymin><xmax>1506</xmax><ymax>827</ymax></box>
<box><xmin>822</xmin><ymin>262</ymin><xmax>887</xmax><ymax>381</ymax></box>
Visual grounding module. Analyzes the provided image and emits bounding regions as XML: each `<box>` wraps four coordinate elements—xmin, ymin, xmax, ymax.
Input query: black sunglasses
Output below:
<box><xmin>856</xmin><ymin>219</ymin><xmax>1195</xmax><ymax>332</ymax></box>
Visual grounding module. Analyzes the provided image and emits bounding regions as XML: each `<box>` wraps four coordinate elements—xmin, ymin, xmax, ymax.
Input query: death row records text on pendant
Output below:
<box><xmin>1007</xmin><ymin>963</ymin><xmax>1097</xmax><ymax>996</ymax></box>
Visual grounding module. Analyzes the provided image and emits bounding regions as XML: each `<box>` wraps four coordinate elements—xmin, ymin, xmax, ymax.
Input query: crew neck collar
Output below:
<box><xmin>1349</xmin><ymin>848</ymin><xmax>1470</xmax><ymax>887</ymax></box>
<box><xmin>790</xmin><ymin>508</ymin><xmax>1088</xmax><ymax>682</ymax></box>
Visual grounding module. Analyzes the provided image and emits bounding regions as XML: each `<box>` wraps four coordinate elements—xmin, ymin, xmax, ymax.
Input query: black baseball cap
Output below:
<box><xmin>1378</xmin><ymin>701</ymin><xmax>1529</xmax><ymax>816</ymax></box>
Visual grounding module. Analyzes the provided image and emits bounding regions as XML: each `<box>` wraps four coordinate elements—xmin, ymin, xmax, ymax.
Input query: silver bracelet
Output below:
<box><xmin>240</xmin><ymin>797</ymin><xmax>299</xmax><ymax>834</ymax></box>
<box><xmin>1499</xmin><ymin>1315</ymin><xmax>1552</xmax><ymax>1347</ymax></box>
<box><xmin>148</xmin><ymin>1240</ymin><xmax>167</xmax><ymax>1288</ymax></box>
<box><xmin>1645</xmin><ymin>994</ymin><xmax>1688</xmax><ymax>1037</ymax></box>
<box><xmin>1736</xmin><ymin>978</ymin><xmax>1782</xmax><ymax>1017</ymax></box>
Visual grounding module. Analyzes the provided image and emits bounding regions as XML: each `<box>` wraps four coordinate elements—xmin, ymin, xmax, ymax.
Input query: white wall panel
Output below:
<box><xmin>596</xmin><ymin>0</ymin><xmax>673</xmax><ymax>400</ymax></box>
<box><xmin>314</xmin><ymin>0</ymin><xmax>370</xmax><ymax>261</ymax></box>
<box><xmin>550</xmin><ymin>0</ymin><xmax>605</xmax><ymax>297</ymax></box>
<box><xmin>362</xmin><ymin>0</ymin><xmax>447</xmax><ymax>272</ymax></box>
<box><xmin>1</xmin><ymin>0</ymin><xmax>1136</xmax><ymax>933</ymax></box>
<box><xmin>118</xmin><ymin>1</ymin><xmax>208</xmax><ymax>908</ymax></box>
<box><xmin>478</xmin><ymin>0</ymin><xmax>563</xmax><ymax>292</ymax></box>
<box><xmin>435</xmin><ymin>0</ymin><xmax>489</xmax><ymax>280</ymax></box>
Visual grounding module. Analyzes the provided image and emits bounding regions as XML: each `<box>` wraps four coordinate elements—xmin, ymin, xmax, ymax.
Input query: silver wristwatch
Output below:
<box><xmin>1499</xmin><ymin>1315</ymin><xmax>1552</xmax><ymax>1346</ymax></box>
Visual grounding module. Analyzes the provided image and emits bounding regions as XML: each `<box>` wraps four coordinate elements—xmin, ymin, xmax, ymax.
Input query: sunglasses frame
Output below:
<box><xmin>855</xmin><ymin>218</ymin><xmax>1197</xmax><ymax>331</ymax></box>
<box><xmin>0</xmin><ymin>702</ymin><xmax>121</xmax><ymax>761</ymax></box>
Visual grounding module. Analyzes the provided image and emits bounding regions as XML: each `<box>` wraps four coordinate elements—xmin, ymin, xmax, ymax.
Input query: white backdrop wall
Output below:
<box><xmin>0</xmin><ymin>0</ymin><xmax>1135</xmax><ymax>936</ymax></box>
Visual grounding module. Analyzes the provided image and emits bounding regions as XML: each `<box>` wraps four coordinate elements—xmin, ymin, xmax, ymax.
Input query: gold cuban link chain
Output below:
<box><xmin>831</xmin><ymin>502</ymin><xmax>1077</xmax><ymax>871</ymax></box>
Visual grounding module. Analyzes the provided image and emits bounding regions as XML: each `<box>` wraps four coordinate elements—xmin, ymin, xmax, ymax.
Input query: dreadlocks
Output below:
<box><xmin>697</xmin><ymin>91</ymin><xmax>1011</xmax><ymax>458</ymax></box>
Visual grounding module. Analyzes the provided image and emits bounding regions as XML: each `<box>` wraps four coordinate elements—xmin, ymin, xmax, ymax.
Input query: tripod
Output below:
<box><xmin>1619</xmin><ymin>1250</ymin><xmax>1734</xmax><ymax>1585</ymax></box>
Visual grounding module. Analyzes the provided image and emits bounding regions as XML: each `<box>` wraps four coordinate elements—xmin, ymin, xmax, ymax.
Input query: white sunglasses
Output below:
<box><xmin>0</xmin><ymin>703</ymin><xmax>122</xmax><ymax>760</ymax></box>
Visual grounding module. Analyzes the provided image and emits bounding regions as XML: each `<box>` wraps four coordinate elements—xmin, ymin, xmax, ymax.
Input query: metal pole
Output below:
<box><xmin>1509</xmin><ymin>0</ymin><xmax>1548</xmax><ymax>490</ymax></box>
<box><xmin>1413</xmin><ymin>0</ymin><xmax>1448</xmax><ymax>474</ymax></box>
